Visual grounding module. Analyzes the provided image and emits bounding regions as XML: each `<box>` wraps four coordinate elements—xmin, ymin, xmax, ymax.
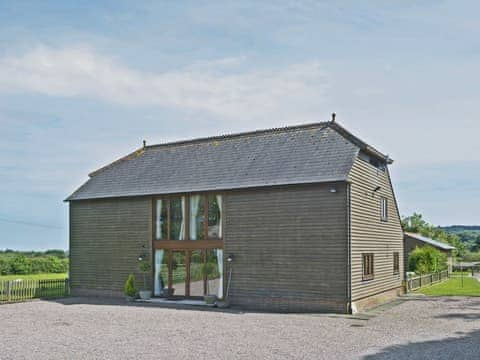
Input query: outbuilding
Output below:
<box><xmin>404</xmin><ymin>232</ymin><xmax>456</xmax><ymax>273</ymax></box>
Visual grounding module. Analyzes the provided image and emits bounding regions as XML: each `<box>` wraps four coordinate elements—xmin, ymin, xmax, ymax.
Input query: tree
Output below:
<box><xmin>408</xmin><ymin>246</ymin><xmax>447</xmax><ymax>274</ymax></box>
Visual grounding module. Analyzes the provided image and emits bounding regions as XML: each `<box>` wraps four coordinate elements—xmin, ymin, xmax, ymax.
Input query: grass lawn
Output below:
<box><xmin>416</xmin><ymin>277</ymin><xmax>480</xmax><ymax>297</ymax></box>
<box><xmin>451</xmin><ymin>271</ymin><xmax>472</xmax><ymax>276</ymax></box>
<box><xmin>0</xmin><ymin>273</ymin><xmax>68</xmax><ymax>281</ymax></box>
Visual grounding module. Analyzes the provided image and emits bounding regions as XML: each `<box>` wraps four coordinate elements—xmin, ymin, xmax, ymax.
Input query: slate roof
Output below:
<box><xmin>404</xmin><ymin>232</ymin><xmax>456</xmax><ymax>251</ymax></box>
<box><xmin>66</xmin><ymin>121</ymin><xmax>391</xmax><ymax>201</ymax></box>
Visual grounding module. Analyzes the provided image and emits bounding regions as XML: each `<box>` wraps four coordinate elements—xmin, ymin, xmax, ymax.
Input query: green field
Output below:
<box><xmin>0</xmin><ymin>273</ymin><xmax>68</xmax><ymax>281</ymax></box>
<box><xmin>416</xmin><ymin>277</ymin><xmax>480</xmax><ymax>297</ymax></box>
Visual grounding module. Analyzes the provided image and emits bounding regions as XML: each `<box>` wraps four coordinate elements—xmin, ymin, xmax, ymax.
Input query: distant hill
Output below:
<box><xmin>440</xmin><ymin>225</ymin><xmax>480</xmax><ymax>233</ymax></box>
<box><xmin>440</xmin><ymin>226</ymin><xmax>480</xmax><ymax>253</ymax></box>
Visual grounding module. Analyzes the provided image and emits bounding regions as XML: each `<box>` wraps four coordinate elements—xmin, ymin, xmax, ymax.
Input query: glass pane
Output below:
<box><xmin>207</xmin><ymin>195</ymin><xmax>222</xmax><ymax>239</ymax></box>
<box><xmin>155</xmin><ymin>200</ymin><xmax>168</xmax><ymax>240</ymax></box>
<box><xmin>189</xmin><ymin>250</ymin><xmax>205</xmax><ymax>297</ymax></box>
<box><xmin>171</xmin><ymin>251</ymin><xmax>186</xmax><ymax>296</ymax></box>
<box><xmin>154</xmin><ymin>250</ymin><xmax>169</xmax><ymax>296</ymax></box>
<box><xmin>189</xmin><ymin>195</ymin><xmax>205</xmax><ymax>240</ymax></box>
<box><xmin>206</xmin><ymin>249</ymin><xmax>223</xmax><ymax>299</ymax></box>
<box><xmin>170</xmin><ymin>197</ymin><xmax>185</xmax><ymax>240</ymax></box>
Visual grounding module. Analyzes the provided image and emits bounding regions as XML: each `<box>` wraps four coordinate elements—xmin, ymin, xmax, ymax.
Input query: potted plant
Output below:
<box><xmin>124</xmin><ymin>274</ymin><xmax>136</xmax><ymax>302</ymax></box>
<box><xmin>138</xmin><ymin>259</ymin><xmax>152</xmax><ymax>300</ymax></box>
<box><xmin>201</xmin><ymin>262</ymin><xmax>217</xmax><ymax>305</ymax></box>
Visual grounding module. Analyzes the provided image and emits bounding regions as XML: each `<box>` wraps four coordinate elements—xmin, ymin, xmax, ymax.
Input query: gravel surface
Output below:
<box><xmin>0</xmin><ymin>296</ymin><xmax>479</xmax><ymax>360</ymax></box>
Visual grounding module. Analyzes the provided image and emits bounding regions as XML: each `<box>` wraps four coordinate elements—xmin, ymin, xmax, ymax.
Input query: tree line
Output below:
<box><xmin>0</xmin><ymin>249</ymin><xmax>68</xmax><ymax>275</ymax></box>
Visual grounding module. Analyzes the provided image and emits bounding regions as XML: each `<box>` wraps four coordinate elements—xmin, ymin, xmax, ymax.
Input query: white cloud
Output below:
<box><xmin>0</xmin><ymin>45</ymin><xmax>328</xmax><ymax>121</ymax></box>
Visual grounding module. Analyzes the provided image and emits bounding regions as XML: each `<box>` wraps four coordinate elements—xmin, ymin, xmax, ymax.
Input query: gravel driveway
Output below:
<box><xmin>0</xmin><ymin>296</ymin><xmax>479</xmax><ymax>360</ymax></box>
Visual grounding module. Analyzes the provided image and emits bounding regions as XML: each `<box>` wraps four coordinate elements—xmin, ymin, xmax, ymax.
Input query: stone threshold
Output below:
<box><xmin>136</xmin><ymin>298</ymin><xmax>214</xmax><ymax>307</ymax></box>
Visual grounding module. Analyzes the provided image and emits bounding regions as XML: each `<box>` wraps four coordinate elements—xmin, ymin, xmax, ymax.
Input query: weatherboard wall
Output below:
<box><xmin>348</xmin><ymin>157</ymin><xmax>404</xmax><ymax>303</ymax></box>
<box><xmin>224</xmin><ymin>183</ymin><xmax>349</xmax><ymax>313</ymax></box>
<box><xmin>69</xmin><ymin>197</ymin><xmax>152</xmax><ymax>296</ymax></box>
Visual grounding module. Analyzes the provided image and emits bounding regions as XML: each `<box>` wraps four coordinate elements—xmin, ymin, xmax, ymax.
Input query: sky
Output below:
<box><xmin>0</xmin><ymin>0</ymin><xmax>479</xmax><ymax>250</ymax></box>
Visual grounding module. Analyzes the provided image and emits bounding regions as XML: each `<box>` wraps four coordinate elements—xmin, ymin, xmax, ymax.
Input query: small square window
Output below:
<box><xmin>381</xmin><ymin>197</ymin><xmax>388</xmax><ymax>222</ymax></box>
<box><xmin>362</xmin><ymin>253</ymin><xmax>374</xmax><ymax>281</ymax></box>
<box><xmin>393</xmin><ymin>252</ymin><xmax>400</xmax><ymax>274</ymax></box>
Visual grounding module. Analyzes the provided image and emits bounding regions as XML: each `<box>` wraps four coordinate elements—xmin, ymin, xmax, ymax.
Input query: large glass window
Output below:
<box><xmin>206</xmin><ymin>249</ymin><xmax>224</xmax><ymax>299</ymax></box>
<box><xmin>170</xmin><ymin>197</ymin><xmax>185</xmax><ymax>240</ymax></box>
<box><xmin>154</xmin><ymin>250</ymin><xmax>169</xmax><ymax>296</ymax></box>
<box><xmin>172</xmin><ymin>251</ymin><xmax>186</xmax><ymax>296</ymax></box>
<box><xmin>157</xmin><ymin>194</ymin><xmax>221</xmax><ymax>241</ymax></box>
<box><xmin>155</xmin><ymin>197</ymin><xmax>185</xmax><ymax>240</ymax></box>
<box><xmin>155</xmin><ymin>200</ymin><xmax>168</xmax><ymax>240</ymax></box>
<box><xmin>189</xmin><ymin>250</ymin><xmax>205</xmax><ymax>296</ymax></box>
<box><xmin>188</xmin><ymin>194</ymin><xmax>222</xmax><ymax>240</ymax></box>
<box><xmin>208</xmin><ymin>195</ymin><xmax>222</xmax><ymax>239</ymax></box>
<box><xmin>189</xmin><ymin>195</ymin><xmax>205</xmax><ymax>240</ymax></box>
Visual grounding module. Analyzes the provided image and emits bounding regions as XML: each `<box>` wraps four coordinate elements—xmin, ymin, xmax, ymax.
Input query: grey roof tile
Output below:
<box><xmin>66</xmin><ymin>122</ymin><xmax>381</xmax><ymax>201</ymax></box>
<box><xmin>404</xmin><ymin>232</ymin><xmax>456</xmax><ymax>250</ymax></box>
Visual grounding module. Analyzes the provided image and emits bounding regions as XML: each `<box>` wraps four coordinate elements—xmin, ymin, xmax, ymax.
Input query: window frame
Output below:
<box><xmin>380</xmin><ymin>197</ymin><xmax>388</xmax><ymax>222</ymax></box>
<box><xmin>393</xmin><ymin>252</ymin><xmax>400</xmax><ymax>275</ymax></box>
<box><xmin>362</xmin><ymin>253</ymin><xmax>374</xmax><ymax>281</ymax></box>
<box><xmin>154</xmin><ymin>193</ymin><xmax>223</xmax><ymax>242</ymax></box>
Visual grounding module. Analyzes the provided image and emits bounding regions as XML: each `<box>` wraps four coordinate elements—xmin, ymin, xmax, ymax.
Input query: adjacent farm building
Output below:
<box><xmin>404</xmin><ymin>232</ymin><xmax>455</xmax><ymax>273</ymax></box>
<box><xmin>66</xmin><ymin>120</ymin><xmax>404</xmax><ymax>313</ymax></box>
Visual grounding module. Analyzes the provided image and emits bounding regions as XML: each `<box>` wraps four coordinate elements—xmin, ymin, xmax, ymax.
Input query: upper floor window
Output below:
<box><xmin>156</xmin><ymin>196</ymin><xmax>186</xmax><ymax>240</ymax></box>
<box><xmin>359</xmin><ymin>151</ymin><xmax>386</xmax><ymax>171</ymax></box>
<box><xmin>156</xmin><ymin>194</ymin><xmax>222</xmax><ymax>241</ymax></box>
<box><xmin>381</xmin><ymin>197</ymin><xmax>388</xmax><ymax>222</ymax></box>
<box><xmin>393</xmin><ymin>252</ymin><xmax>400</xmax><ymax>274</ymax></box>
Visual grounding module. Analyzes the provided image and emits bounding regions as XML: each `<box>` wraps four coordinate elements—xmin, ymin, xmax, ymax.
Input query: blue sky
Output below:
<box><xmin>0</xmin><ymin>1</ymin><xmax>479</xmax><ymax>250</ymax></box>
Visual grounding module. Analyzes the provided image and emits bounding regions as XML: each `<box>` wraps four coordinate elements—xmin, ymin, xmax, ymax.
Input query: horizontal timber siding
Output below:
<box><xmin>69</xmin><ymin>198</ymin><xmax>152</xmax><ymax>295</ymax></box>
<box><xmin>224</xmin><ymin>183</ymin><xmax>349</xmax><ymax>313</ymax></box>
<box><xmin>348</xmin><ymin>157</ymin><xmax>404</xmax><ymax>302</ymax></box>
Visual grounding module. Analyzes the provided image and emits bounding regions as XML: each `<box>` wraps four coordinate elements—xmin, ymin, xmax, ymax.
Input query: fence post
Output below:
<box><xmin>7</xmin><ymin>281</ymin><xmax>11</xmax><ymax>302</ymax></box>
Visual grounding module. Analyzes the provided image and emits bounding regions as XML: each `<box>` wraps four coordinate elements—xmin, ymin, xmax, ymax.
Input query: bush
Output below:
<box><xmin>124</xmin><ymin>274</ymin><xmax>136</xmax><ymax>297</ymax></box>
<box><xmin>10</xmin><ymin>255</ymin><xmax>31</xmax><ymax>275</ymax></box>
<box><xmin>0</xmin><ymin>250</ymin><xmax>69</xmax><ymax>275</ymax></box>
<box><xmin>408</xmin><ymin>246</ymin><xmax>447</xmax><ymax>275</ymax></box>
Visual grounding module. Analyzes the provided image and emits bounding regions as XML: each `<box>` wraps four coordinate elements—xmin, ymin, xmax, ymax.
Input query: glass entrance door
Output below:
<box><xmin>154</xmin><ymin>249</ymin><xmax>223</xmax><ymax>299</ymax></box>
<box><xmin>189</xmin><ymin>250</ymin><xmax>205</xmax><ymax>297</ymax></box>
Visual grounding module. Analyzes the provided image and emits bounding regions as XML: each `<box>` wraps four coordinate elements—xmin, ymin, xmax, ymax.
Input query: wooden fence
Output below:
<box><xmin>0</xmin><ymin>279</ymin><xmax>69</xmax><ymax>303</ymax></box>
<box><xmin>406</xmin><ymin>270</ymin><xmax>449</xmax><ymax>292</ymax></box>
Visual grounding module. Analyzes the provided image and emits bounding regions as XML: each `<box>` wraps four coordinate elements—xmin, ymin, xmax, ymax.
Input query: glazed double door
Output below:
<box><xmin>157</xmin><ymin>249</ymin><xmax>223</xmax><ymax>298</ymax></box>
<box><xmin>170</xmin><ymin>250</ymin><xmax>205</xmax><ymax>297</ymax></box>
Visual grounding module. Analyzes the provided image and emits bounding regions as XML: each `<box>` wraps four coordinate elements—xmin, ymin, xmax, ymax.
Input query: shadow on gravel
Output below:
<box><xmin>435</xmin><ymin>312</ymin><xmax>480</xmax><ymax>321</ymax></box>
<box><xmin>363</xmin><ymin>329</ymin><xmax>480</xmax><ymax>360</ymax></box>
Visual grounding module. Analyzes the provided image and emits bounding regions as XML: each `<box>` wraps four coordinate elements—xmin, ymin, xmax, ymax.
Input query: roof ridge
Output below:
<box><xmin>145</xmin><ymin>121</ymin><xmax>331</xmax><ymax>149</ymax></box>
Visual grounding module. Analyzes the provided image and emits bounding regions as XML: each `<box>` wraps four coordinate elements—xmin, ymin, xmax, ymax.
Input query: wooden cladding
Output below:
<box><xmin>362</xmin><ymin>253</ymin><xmax>374</xmax><ymax>281</ymax></box>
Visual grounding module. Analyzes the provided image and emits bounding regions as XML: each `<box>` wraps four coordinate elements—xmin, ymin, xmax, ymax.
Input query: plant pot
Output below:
<box><xmin>139</xmin><ymin>290</ymin><xmax>152</xmax><ymax>300</ymax></box>
<box><xmin>204</xmin><ymin>294</ymin><xmax>217</xmax><ymax>305</ymax></box>
<box><xmin>162</xmin><ymin>288</ymin><xmax>175</xmax><ymax>298</ymax></box>
<box><xmin>125</xmin><ymin>296</ymin><xmax>136</xmax><ymax>302</ymax></box>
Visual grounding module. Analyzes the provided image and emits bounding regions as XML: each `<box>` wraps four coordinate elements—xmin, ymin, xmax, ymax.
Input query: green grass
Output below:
<box><xmin>416</xmin><ymin>277</ymin><xmax>480</xmax><ymax>296</ymax></box>
<box><xmin>451</xmin><ymin>271</ymin><xmax>472</xmax><ymax>276</ymax></box>
<box><xmin>0</xmin><ymin>273</ymin><xmax>68</xmax><ymax>281</ymax></box>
